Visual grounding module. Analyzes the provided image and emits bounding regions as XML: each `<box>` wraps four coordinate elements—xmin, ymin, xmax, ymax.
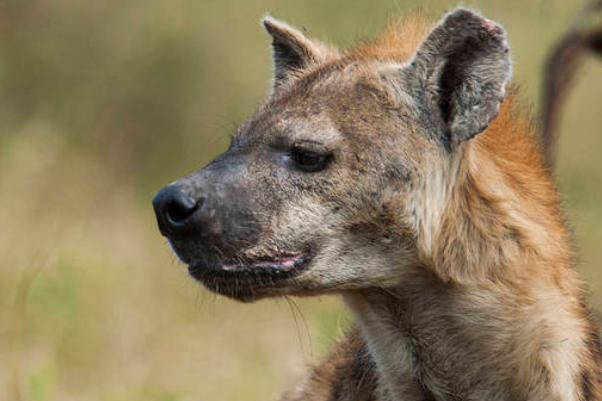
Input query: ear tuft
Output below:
<box><xmin>407</xmin><ymin>8</ymin><xmax>512</xmax><ymax>147</ymax></box>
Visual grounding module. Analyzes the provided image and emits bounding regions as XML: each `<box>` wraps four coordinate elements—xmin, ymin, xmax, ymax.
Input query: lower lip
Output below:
<box><xmin>221</xmin><ymin>254</ymin><xmax>306</xmax><ymax>272</ymax></box>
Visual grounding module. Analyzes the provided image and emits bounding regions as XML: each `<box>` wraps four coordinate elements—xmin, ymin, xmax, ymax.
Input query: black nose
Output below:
<box><xmin>153</xmin><ymin>185</ymin><xmax>202</xmax><ymax>235</ymax></box>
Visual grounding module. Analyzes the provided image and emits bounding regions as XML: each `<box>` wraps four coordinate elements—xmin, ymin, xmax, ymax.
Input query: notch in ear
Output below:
<box><xmin>406</xmin><ymin>8</ymin><xmax>512</xmax><ymax>147</ymax></box>
<box><xmin>262</xmin><ymin>16</ymin><xmax>338</xmax><ymax>91</ymax></box>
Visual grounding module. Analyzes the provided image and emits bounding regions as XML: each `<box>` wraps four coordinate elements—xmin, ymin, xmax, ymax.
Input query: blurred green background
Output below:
<box><xmin>1</xmin><ymin>0</ymin><xmax>601</xmax><ymax>400</ymax></box>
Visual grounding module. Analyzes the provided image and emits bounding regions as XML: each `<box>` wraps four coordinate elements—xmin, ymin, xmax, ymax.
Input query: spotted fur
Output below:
<box><xmin>155</xmin><ymin>7</ymin><xmax>602</xmax><ymax>401</ymax></box>
<box><xmin>263</xmin><ymin>9</ymin><xmax>602</xmax><ymax>401</ymax></box>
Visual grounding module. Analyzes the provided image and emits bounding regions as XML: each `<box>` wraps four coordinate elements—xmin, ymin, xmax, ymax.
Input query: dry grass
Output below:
<box><xmin>1</xmin><ymin>0</ymin><xmax>601</xmax><ymax>400</ymax></box>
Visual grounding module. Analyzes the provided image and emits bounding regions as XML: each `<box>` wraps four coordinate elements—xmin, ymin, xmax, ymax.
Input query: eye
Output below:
<box><xmin>290</xmin><ymin>147</ymin><xmax>332</xmax><ymax>172</ymax></box>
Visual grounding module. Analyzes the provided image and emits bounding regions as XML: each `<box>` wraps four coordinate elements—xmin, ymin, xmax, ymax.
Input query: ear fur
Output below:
<box><xmin>262</xmin><ymin>16</ymin><xmax>336</xmax><ymax>90</ymax></box>
<box><xmin>405</xmin><ymin>8</ymin><xmax>512</xmax><ymax>147</ymax></box>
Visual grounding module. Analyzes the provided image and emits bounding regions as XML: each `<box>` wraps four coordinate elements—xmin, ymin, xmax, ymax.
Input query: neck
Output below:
<box><xmin>343</xmin><ymin>130</ymin><xmax>601</xmax><ymax>400</ymax></box>
<box><xmin>344</xmin><ymin>264</ymin><xmax>595</xmax><ymax>401</ymax></box>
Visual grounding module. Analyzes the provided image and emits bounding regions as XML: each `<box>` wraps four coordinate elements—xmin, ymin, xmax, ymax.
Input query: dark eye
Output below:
<box><xmin>291</xmin><ymin>148</ymin><xmax>332</xmax><ymax>172</ymax></box>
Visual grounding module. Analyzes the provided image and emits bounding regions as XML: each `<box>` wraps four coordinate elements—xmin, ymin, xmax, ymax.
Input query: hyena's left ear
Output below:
<box><xmin>405</xmin><ymin>8</ymin><xmax>512</xmax><ymax>147</ymax></box>
<box><xmin>262</xmin><ymin>16</ymin><xmax>338</xmax><ymax>91</ymax></box>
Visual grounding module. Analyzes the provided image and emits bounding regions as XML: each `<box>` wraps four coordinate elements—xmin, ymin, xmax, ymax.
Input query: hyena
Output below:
<box><xmin>153</xmin><ymin>8</ymin><xmax>602</xmax><ymax>401</ymax></box>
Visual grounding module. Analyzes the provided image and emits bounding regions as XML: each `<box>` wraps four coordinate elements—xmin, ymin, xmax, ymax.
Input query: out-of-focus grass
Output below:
<box><xmin>1</xmin><ymin>0</ymin><xmax>601</xmax><ymax>400</ymax></box>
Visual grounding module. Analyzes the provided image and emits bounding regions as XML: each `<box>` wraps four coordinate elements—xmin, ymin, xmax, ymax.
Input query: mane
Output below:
<box><xmin>347</xmin><ymin>12</ymin><xmax>433</xmax><ymax>62</ymax></box>
<box><xmin>478</xmin><ymin>86</ymin><xmax>545</xmax><ymax>182</ymax></box>
<box><xmin>431</xmin><ymin>89</ymin><xmax>569</xmax><ymax>284</ymax></box>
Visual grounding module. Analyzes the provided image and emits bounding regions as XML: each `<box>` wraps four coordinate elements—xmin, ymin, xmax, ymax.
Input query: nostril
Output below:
<box><xmin>153</xmin><ymin>185</ymin><xmax>205</xmax><ymax>234</ymax></box>
<box><xmin>166</xmin><ymin>196</ymin><xmax>201</xmax><ymax>225</ymax></box>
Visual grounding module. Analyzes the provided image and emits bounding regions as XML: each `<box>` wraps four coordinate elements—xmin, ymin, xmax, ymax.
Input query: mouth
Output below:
<box><xmin>221</xmin><ymin>253</ymin><xmax>308</xmax><ymax>272</ymax></box>
<box><xmin>189</xmin><ymin>251</ymin><xmax>311</xmax><ymax>276</ymax></box>
<box><xmin>187</xmin><ymin>251</ymin><xmax>313</xmax><ymax>300</ymax></box>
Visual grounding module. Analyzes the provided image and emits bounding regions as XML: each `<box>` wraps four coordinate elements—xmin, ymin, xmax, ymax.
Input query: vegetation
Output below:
<box><xmin>1</xmin><ymin>0</ymin><xmax>600</xmax><ymax>400</ymax></box>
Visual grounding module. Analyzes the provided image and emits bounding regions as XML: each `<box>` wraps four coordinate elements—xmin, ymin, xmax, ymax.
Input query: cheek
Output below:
<box><xmin>295</xmin><ymin>228</ymin><xmax>419</xmax><ymax>288</ymax></box>
<box><xmin>268</xmin><ymin>198</ymin><xmax>338</xmax><ymax>240</ymax></box>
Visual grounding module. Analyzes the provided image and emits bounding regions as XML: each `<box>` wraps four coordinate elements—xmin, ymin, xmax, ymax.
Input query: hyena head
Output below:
<box><xmin>153</xmin><ymin>9</ymin><xmax>511</xmax><ymax>302</ymax></box>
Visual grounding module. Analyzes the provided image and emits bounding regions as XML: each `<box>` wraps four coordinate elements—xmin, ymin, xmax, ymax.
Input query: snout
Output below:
<box><xmin>153</xmin><ymin>185</ymin><xmax>204</xmax><ymax>236</ymax></box>
<box><xmin>152</xmin><ymin>175</ymin><xmax>259</xmax><ymax>260</ymax></box>
<box><xmin>152</xmin><ymin>165</ymin><xmax>313</xmax><ymax>301</ymax></box>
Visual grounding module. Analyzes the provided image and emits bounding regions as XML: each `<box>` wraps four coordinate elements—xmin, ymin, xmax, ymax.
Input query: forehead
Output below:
<box><xmin>237</xmin><ymin>103</ymin><xmax>341</xmax><ymax>148</ymax></box>
<box><xmin>238</xmin><ymin>64</ymin><xmax>394</xmax><ymax>145</ymax></box>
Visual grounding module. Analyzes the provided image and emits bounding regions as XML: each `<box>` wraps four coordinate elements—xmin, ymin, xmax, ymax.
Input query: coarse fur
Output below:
<box><xmin>153</xmin><ymin>8</ymin><xmax>602</xmax><ymax>401</ymax></box>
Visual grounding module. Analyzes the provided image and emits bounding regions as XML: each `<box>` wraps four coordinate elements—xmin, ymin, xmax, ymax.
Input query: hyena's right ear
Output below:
<box><xmin>404</xmin><ymin>9</ymin><xmax>512</xmax><ymax>148</ymax></box>
<box><xmin>262</xmin><ymin>16</ymin><xmax>338</xmax><ymax>91</ymax></box>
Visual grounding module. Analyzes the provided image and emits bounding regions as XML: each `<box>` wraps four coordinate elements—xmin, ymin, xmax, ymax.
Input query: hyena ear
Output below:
<box><xmin>262</xmin><ymin>16</ymin><xmax>336</xmax><ymax>90</ymax></box>
<box><xmin>406</xmin><ymin>8</ymin><xmax>512</xmax><ymax>147</ymax></box>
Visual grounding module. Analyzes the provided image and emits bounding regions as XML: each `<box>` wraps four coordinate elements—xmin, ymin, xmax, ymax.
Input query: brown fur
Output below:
<box><xmin>280</xmin><ymin>329</ymin><xmax>379</xmax><ymax>401</ymax></box>
<box><xmin>154</xmin><ymin>8</ymin><xmax>602</xmax><ymax>401</ymax></box>
<box><xmin>273</xmin><ymin>13</ymin><xmax>602</xmax><ymax>401</ymax></box>
<box><xmin>348</xmin><ymin>14</ymin><xmax>433</xmax><ymax>62</ymax></box>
